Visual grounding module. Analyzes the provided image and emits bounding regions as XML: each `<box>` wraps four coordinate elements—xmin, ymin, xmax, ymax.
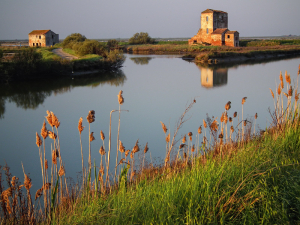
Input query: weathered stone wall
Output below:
<box><xmin>29</xmin><ymin>34</ymin><xmax>46</xmax><ymax>47</ymax></box>
<box><xmin>225</xmin><ymin>32</ymin><xmax>239</xmax><ymax>47</ymax></box>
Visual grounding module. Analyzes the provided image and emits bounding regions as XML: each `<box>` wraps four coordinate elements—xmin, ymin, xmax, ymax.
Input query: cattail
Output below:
<box><xmin>99</xmin><ymin>146</ymin><xmax>106</xmax><ymax>155</ymax></box>
<box><xmin>182</xmin><ymin>135</ymin><xmax>186</xmax><ymax>144</ymax></box>
<box><xmin>242</xmin><ymin>97</ymin><xmax>247</xmax><ymax>105</ymax></box>
<box><xmin>160</xmin><ymin>121</ymin><xmax>168</xmax><ymax>134</ymax></box>
<box><xmin>78</xmin><ymin>117</ymin><xmax>84</xmax><ymax>134</ymax></box>
<box><xmin>24</xmin><ymin>174</ymin><xmax>32</xmax><ymax>190</ymax></box>
<box><xmin>288</xmin><ymin>86</ymin><xmax>293</xmax><ymax>97</ymax></box>
<box><xmin>100</xmin><ymin>130</ymin><xmax>105</xmax><ymax>140</ymax></box>
<box><xmin>210</xmin><ymin>120</ymin><xmax>218</xmax><ymax>132</ymax></box>
<box><xmin>230</xmin><ymin>126</ymin><xmax>234</xmax><ymax>133</ymax></box>
<box><xmin>46</xmin><ymin>110</ymin><xmax>53</xmax><ymax>127</ymax></box>
<box><xmin>11</xmin><ymin>176</ymin><xmax>16</xmax><ymax>187</ymax></box>
<box><xmin>45</xmin><ymin>159</ymin><xmax>48</xmax><ymax>170</ymax></box>
<box><xmin>35</xmin><ymin>187</ymin><xmax>43</xmax><ymax>200</ymax></box>
<box><xmin>51</xmin><ymin>112</ymin><xmax>60</xmax><ymax>128</ymax></box>
<box><xmin>188</xmin><ymin>132</ymin><xmax>193</xmax><ymax>141</ymax></box>
<box><xmin>144</xmin><ymin>142</ymin><xmax>149</xmax><ymax>154</ymax></box>
<box><xmin>86</xmin><ymin>110</ymin><xmax>95</xmax><ymax>123</ymax></box>
<box><xmin>125</xmin><ymin>150</ymin><xmax>130</xmax><ymax>157</ymax></box>
<box><xmin>277</xmin><ymin>84</ymin><xmax>282</xmax><ymax>95</ymax></box>
<box><xmin>225</xmin><ymin>101</ymin><xmax>231</xmax><ymax>111</ymax></box>
<box><xmin>191</xmin><ymin>145</ymin><xmax>195</xmax><ymax>152</ymax></box>
<box><xmin>89</xmin><ymin>132</ymin><xmax>95</xmax><ymax>142</ymax></box>
<box><xmin>48</xmin><ymin>131</ymin><xmax>57</xmax><ymax>140</ymax></box>
<box><xmin>255</xmin><ymin>113</ymin><xmax>258</xmax><ymax>119</ymax></box>
<box><xmin>270</xmin><ymin>89</ymin><xmax>274</xmax><ymax>99</ymax></box>
<box><xmin>119</xmin><ymin>141</ymin><xmax>125</xmax><ymax>153</ymax></box>
<box><xmin>118</xmin><ymin>90</ymin><xmax>124</xmax><ymax>105</ymax></box>
<box><xmin>132</xmin><ymin>139</ymin><xmax>140</xmax><ymax>153</ymax></box>
<box><xmin>233</xmin><ymin>112</ymin><xmax>237</xmax><ymax>118</ymax></box>
<box><xmin>58</xmin><ymin>165</ymin><xmax>65</xmax><ymax>177</ymax></box>
<box><xmin>41</xmin><ymin>120</ymin><xmax>48</xmax><ymax>139</ymax></box>
<box><xmin>166</xmin><ymin>133</ymin><xmax>170</xmax><ymax>143</ymax></box>
<box><xmin>203</xmin><ymin>119</ymin><xmax>207</xmax><ymax>128</ymax></box>
<box><xmin>36</xmin><ymin>132</ymin><xmax>42</xmax><ymax>147</ymax></box>
<box><xmin>229</xmin><ymin>117</ymin><xmax>232</xmax><ymax>123</ymax></box>
<box><xmin>198</xmin><ymin>126</ymin><xmax>202</xmax><ymax>134</ymax></box>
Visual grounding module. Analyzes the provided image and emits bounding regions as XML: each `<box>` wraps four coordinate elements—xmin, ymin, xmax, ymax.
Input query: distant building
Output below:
<box><xmin>189</xmin><ymin>9</ymin><xmax>239</xmax><ymax>47</ymax></box>
<box><xmin>28</xmin><ymin>30</ymin><xmax>59</xmax><ymax>47</ymax></box>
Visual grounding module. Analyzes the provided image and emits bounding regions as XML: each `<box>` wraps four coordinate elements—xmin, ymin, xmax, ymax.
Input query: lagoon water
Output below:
<box><xmin>1</xmin><ymin>54</ymin><xmax>300</xmax><ymax>193</ymax></box>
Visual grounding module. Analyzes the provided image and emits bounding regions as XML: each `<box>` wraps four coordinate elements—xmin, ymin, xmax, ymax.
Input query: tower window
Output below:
<box><xmin>206</xmin><ymin>28</ymin><xmax>209</xmax><ymax>34</ymax></box>
<box><xmin>206</xmin><ymin>16</ymin><xmax>208</xmax><ymax>22</ymax></box>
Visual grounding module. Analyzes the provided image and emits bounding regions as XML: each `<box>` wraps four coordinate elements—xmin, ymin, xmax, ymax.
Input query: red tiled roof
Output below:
<box><xmin>202</xmin><ymin>9</ymin><xmax>227</xmax><ymax>14</ymax></box>
<box><xmin>211</xmin><ymin>28</ymin><xmax>228</xmax><ymax>35</ymax></box>
<box><xmin>226</xmin><ymin>31</ymin><xmax>239</xmax><ymax>34</ymax></box>
<box><xmin>28</xmin><ymin>30</ymin><xmax>51</xmax><ymax>35</ymax></box>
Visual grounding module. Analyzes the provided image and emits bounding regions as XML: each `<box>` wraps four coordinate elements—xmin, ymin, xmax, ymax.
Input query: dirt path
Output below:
<box><xmin>52</xmin><ymin>48</ymin><xmax>78</xmax><ymax>60</ymax></box>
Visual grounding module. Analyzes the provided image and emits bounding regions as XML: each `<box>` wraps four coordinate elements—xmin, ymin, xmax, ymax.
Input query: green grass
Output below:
<box><xmin>35</xmin><ymin>47</ymin><xmax>61</xmax><ymax>61</ymax></box>
<box><xmin>57</xmin><ymin>120</ymin><xmax>300</xmax><ymax>224</ymax></box>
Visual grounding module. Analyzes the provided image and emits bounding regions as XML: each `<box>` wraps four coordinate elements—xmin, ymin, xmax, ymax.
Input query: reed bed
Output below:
<box><xmin>1</xmin><ymin>65</ymin><xmax>300</xmax><ymax>224</ymax></box>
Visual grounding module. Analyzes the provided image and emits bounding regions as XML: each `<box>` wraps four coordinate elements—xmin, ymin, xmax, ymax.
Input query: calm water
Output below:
<box><xmin>1</xmin><ymin>54</ymin><xmax>300</xmax><ymax>192</ymax></box>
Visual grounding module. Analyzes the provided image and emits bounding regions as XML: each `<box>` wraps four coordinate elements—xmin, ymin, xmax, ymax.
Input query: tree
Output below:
<box><xmin>128</xmin><ymin>32</ymin><xmax>155</xmax><ymax>44</ymax></box>
<box><xmin>62</xmin><ymin>33</ymin><xmax>87</xmax><ymax>48</ymax></box>
<box><xmin>107</xmin><ymin>39</ymin><xmax>119</xmax><ymax>49</ymax></box>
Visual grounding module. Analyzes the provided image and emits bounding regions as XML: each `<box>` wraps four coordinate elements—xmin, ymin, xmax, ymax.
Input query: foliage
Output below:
<box><xmin>128</xmin><ymin>32</ymin><xmax>155</xmax><ymax>45</ymax></box>
<box><xmin>104</xmin><ymin>49</ymin><xmax>126</xmax><ymax>69</ymax></box>
<box><xmin>62</xmin><ymin>33</ymin><xmax>87</xmax><ymax>49</ymax></box>
<box><xmin>107</xmin><ymin>39</ymin><xmax>119</xmax><ymax>49</ymax></box>
<box><xmin>0</xmin><ymin>49</ymin><xmax>3</xmax><ymax>60</ymax></box>
<box><xmin>72</xmin><ymin>40</ymin><xmax>106</xmax><ymax>56</ymax></box>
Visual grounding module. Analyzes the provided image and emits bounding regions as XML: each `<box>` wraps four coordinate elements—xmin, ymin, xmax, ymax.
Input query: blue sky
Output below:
<box><xmin>0</xmin><ymin>0</ymin><xmax>299</xmax><ymax>40</ymax></box>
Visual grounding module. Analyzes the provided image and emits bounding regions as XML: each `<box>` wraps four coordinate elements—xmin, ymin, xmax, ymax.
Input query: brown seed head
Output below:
<box><xmin>295</xmin><ymin>90</ymin><xmax>299</xmax><ymax>102</ymax></box>
<box><xmin>48</xmin><ymin>131</ymin><xmax>57</xmax><ymax>140</ymax></box>
<box><xmin>125</xmin><ymin>150</ymin><xmax>130</xmax><ymax>157</ymax></box>
<box><xmin>132</xmin><ymin>139</ymin><xmax>140</xmax><ymax>153</ymax></box>
<box><xmin>43</xmin><ymin>183</ymin><xmax>51</xmax><ymax>190</ymax></box>
<box><xmin>99</xmin><ymin>146</ymin><xmax>106</xmax><ymax>155</ymax></box>
<box><xmin>130</xmin><ymin>151</ymin><xmax>134</xmax><ymax>159</ymax></box>
<box><xmin>119</xmin><ymin>141</ymin><xmax>125</xmax><ymax>153</ymax></box>
<box><xmin>183</xmin><ymin>152</ymin><xmax>187</xmax><ymax>159</ymax></box>
<box><xmin>118</xmin><ymin>158</ymin><xmax>125</xmax><ymax>166</ymax></box>
<box><xmin>46</xmin><ymin>110</ymin><xmax>53</xmax><ymax>127</ymax></box>
<box><xmin>99</xmin><ymin>166</ymin><xmax>104</xmax><ymax>175</ymax></box>
<box><xmin>230</xmin><ymin>126</ymin><xmax>234</xmax><ymax>133</ymax></box>
<box><xmin>11</xmin><ymin>176</ymin><xmax>16</xmax><ymax>187</ymax></box>
<box><xmin>51</xmin><ymin>112</ymin><xmax>60</xmax><ymax>128</ymax></box>
<box><xmin>219</xmin><ymin>132</ymin><xmax>223</xmax><ymax>139</ymax></box>
<box><xmin>285</xmin><ymin>71</ymin><xmax>291</xmax><ymax>84</ymax></box>
<box><xmin>191</xmin><ymin>145</ymin><xmax>195</xmax><ymax>152</ymax></box>
<box><xmin>233</xmin><ymin>112</ymin><xmax>237</xmax><ymax>118</ymax></box>
<box><xmin>52</xmin><ymin>150</ymin><xmax>57</xmax><ymax>165</ymax></box>
<box><xmin>188</xmin><ymin>132</ymin><xmax>193</xmax><ymax>137</ymax></box>
<box><xmin>165</xmin><ymin>156</ymin><xmax>170</xmax><ymax>163</ymax></box>
<box><xmin>166</xmin><ymin>133</ymin><xmax>170</xmax><ymax>143</ymax></box>
<box><xmin>36</xmin><ymin>132</ymin><xmax>42</xmax><ymax>147</ymax></box>
<box><xmin>189</xmin><ymin>136</ymin><xmax>192</xmax><ymax>141</ymax></box>
<box><xmin>41</xmin><ymin>120</ymin><xmax>48</xmax><ymax>139</ymax></box>
<box><xmin>45</xmin><ymin>159</ymin><xmax>48</xmax><ymax>170</ymax></box>
<box><xmin>270</xmin><ymin>88</ymin><xmax>274</xmax><ymax>99</ymax></box>
<box><xmin>255</xmin><ymin>113</ymin><xmax>258</xmax><ymax>119</ymax></box>
<box><xmin>89</xmin><ymin>132</ymin><xmax>95</xmax><ymax>142</ymax></box>
<box><xmin>203</xmin><ymin>119</ymin><xmax>207</xmax><ymax>128</ymax></box>
<box><xmin>100</xmin><ymin>130</ymin><xmax>105</xmax><ymax>141</ymax></box>
<box><xmin>229</xmin><ymin>117</ymin><xmax>232</xmax><ymax>123</ymax></box>
<box><xmin>35</xmin><ymin>187</ymin><xmax>43</xmax><ymax>200</ymax></box>
<box><xmin>243</xmin><ymin>120</ymin><xmax>247</xmax><ymax>126</ymax></box>
<box><xmin>86</xmin><ymin>110</ymin><xmax>95</xmax><ymax>123</ymax></box>
<box><xmin>288</xmin><ymin>86</ymin><xmax>293</xmax><ymax>97</ymax></box>
<box><xmin>24</xmin><ymin>174</ymin><xmax>32</xmax><ymax>190</ymax></box>
<box><xmin>182</xmin><ymin>135</ymin><xmax>186</xmax><ymax>144</ymax></box>
<box><xmin>144</xmin><ymin>142</ymin><xmax>149</xmax><ymax>154</ymax></box>
<box><xmin>279</xmin><ymin>71</ymin><xmax>283</xmax><ymax>82</ymax></box>
<box><xmin>198</xmin><ymin>126</ymin><xmax>202</xmax><ymax>134</ymax></box>
<box><xmin>78</xmin><ymin>117</ymin><xmax>84</xmax><ymax>134</ymax></box>
<box><xmin>242</xmin><ymin>97</ymin><xmax>247</xmax><ymax>105</ymax></box>
<box><xmin>160</xmin><ymin>121</ymin><xmax>168</xmax><ymax>134</ymax></box>
<box><xmin>58</xmin><ymin>165</ymin><xmax>65</xmax><ymax>177</ymax></box>
<box><xmin>281</xmin><ymin>79</ymin><xmax>284</xmax><ymax>89</ymax></box>
<box><xmin>118</xmin><ymin>90</ymin><xmax>124</xmax><ymax>105</ymax></box>
<box><xmin>210</xmin><ymin>120</ymin><xmax>218</xmax><ymax>132</ymax></box>
<box><xmin>225</xmin><ymin>101</ymin><xmax>231</xmax><ymax>111</ymax></box>
<box><xmin>179</xmin><ymin>144</ymin><xmax>185</xmax><ymax>149</ymax></box>
<box><xmin>277</xmin><ymin>84</ymin><xmax>282</xmax><ymax>95</ymax></box>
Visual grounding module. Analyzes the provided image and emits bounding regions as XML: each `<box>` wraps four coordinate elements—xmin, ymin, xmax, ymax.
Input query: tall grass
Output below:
<box><xmin>1</xmin><ymin>65</ymin><xmax>300</xmax><ymax>224</ymax></box>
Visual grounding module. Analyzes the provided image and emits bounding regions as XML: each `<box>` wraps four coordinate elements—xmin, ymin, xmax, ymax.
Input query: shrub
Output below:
<box><xmin>107</xmin><ymin>39</ymin><xmax>119</xmax><ymax>49</ymax></box>
<box><xmin>128</xmin><ymin>32</ymin><xmax>155</xmax><ymax>45</ymax></box>
<box><xmin>0</xmin><ymin>49</ymin><xmax>3</xmax><ymax>60</ymax></box>
<box><xmin>62</xmin><ymin>33</ymin><xmax>86</xmax><ymax>48</ymax></box>
<box><xmin>104</xmin><ymin>50</ymin><xmax>126</xmax><ymax>68</ymax></box>
<box><xmin>74</xmin><ymin>40</ymin><xmax>106</xmax><ymax>56</ymax></box>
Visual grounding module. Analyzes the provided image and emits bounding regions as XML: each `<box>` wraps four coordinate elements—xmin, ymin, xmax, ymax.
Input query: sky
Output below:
<box><xmin>0</xmin><ymin>0</ymin><xmax>299</xmax><ymax>40</ymax></box>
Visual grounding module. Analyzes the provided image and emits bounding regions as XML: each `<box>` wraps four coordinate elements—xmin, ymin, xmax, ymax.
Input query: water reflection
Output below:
<box><xmin>130</xmin><ymin>57</ymin><xmax>153</xmax><ymax>65</ymax></box>
<box><xmin>199</xmin><ymin>66</ymin><xmax>228</xmax><ymax>88</ymax></box>
<box><xmin>0</xmin><ymin>70</ymin><xmax>126</xmax><ymax>119</ymax></box>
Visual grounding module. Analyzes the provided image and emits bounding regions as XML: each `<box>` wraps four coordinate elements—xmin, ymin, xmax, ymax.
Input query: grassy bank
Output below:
<box><xmin>1</xmin><ymin>66</ymin><xmax>300</xmax><ymax>224</ymax></box>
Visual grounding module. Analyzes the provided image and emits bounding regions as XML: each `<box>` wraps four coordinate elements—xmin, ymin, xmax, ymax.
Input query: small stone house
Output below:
<box><xmin>189</xmin><ymin>9</ymin><xmax>239</xmax><ymax>47</ymax></box>
<box><xmin>28</xmin><ymin>30</ymin><xmax>59</xmax><ymax>47</ymax></box>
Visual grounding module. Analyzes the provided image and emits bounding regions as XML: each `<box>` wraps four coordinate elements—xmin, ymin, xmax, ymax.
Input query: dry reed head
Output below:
<box><xmin>229</xmin><ymin>117</ymin><xmax>232</xmax><ymax>123</ymax></box>
<box><xmin>183</xmin><ymin>152</ymin><xmax>187</xmax><ymax>160</ymax></box>
<box><xmin>270</xmin><ymin>88</ymin><xmax>274</xmax><ymax>99</ymax></box>
<box><xmin>230</xmin><ymin>126</ymin><xmax>234</xmax><ymax>133</ymax></box>
<box><xmin>219</xmin><ymin>132</ymin><xmax>223</xmax><ymax>139</ymax></box>
<box><xmin>198</xmin><ymin>126</ymin><xmax>202</xmax><ymax>134</ymax></box>
<box><xmin>160</xmin><ymin>121</ymin><xmax>168</xmax><ymax>134</ymax></box>
<box><xmin>99</xmin><ymin>146</ymin><xmax>106</xmax><ymax>155</ymax></box>
<box><xmin>11</xmin><ymin>176</ymin><xmax>16</xmax><ymax>187</ymax></box>
<box><xmin>144</xmin><ymin>142</ymin><xmax>149</xmax><ymax>154</ymax></box>
<box><xmin>78</xmin><ymin>117</ymin><xmax>84</xmax><ymax>134</ymax></box>
<box><xmin>277</xmin><ymin>84</ymin><xmax>282</xmax><ymax>95</ymax></box>
<box><xmin>45</xmin><ymin>159</ymin><xmax>48</xmax><ymax>170</ymax></box>
<box><xmin>285</xmin><ymin>71</ymin><xmax>291</xmax><ymax>84</ymax></box>
<box><xmin>191</xmin><ymin>145</ymin><xmax>195</xmax><ymax>152</ymax></box>
<box><xmin>179</xmin><ymin>144</ymin><xmax>185</xmax><ymax>149</ymax></box>
<box><xmin>36</xmin><ymin>132</ymin><xmax>42</xmax><ymax>147</ymax></box>
<box><xmin>89</xmin><ymin>132</ymin><xmax>95</xmax><ymax>142</ymax></box>
<box><xmin>35</xmin><ymin>187</ymin><xmax>43</xmax><ymax>200</ymax></box>
<box><xmin>130</xmin><ymin>151</ymin><xmax>134</xmax><ymax>159</ymax></box>
<box><xmin>288</xmin><ymin>86</ymin><xmax>293</xmax><ymax>97</ymax></box>
<box><xmin>99</xmin><ymin>165</ymin><xmax>104</xmax><ymax>175</ymax></box>
<box><xmin>132</xmin><ymin>139</ymin><xmax>140</xmax><ymax>153</ymax></box>
<box><xmin>188</xmin><ymin>132</ymin><xmax>193</xmax><ymax>141</ymax></box>
<box><xmin>182</xmin><ymin>135</ymin><xmax>186</xmax><ymax>144</ymax></box>
<box><xmin>255</xmin><ymin>113</ymin><xmax>258</xmax><ymax>120</ymax></box>
<box><xmin>100</xmin><ymin>130</ymin><xmax>105</xmax><ymax>141</ymax></box>
<box><xmin>48</xmin><ymin>131</ymin><xmax>57</xmax><ymax>140</ymax></box>
<box><xmin>295</xmin><ymin>90</ymin><xmax>299</xmax><ymax>102</ymax></box>
<box><xmin>243</xmin><ymin>120</ymin><xmax>247</xmax><ymax>126</ymax></box>
<box><xmin>118</xmin><ymin>90</ymin><xmax>124</xmax><ymax>105</ymax></box>
<box><xmin>119</xmin><ymin>141</ymin><xmax>125</xmax><ymax>153</ymax></box>
<box><xmin>210</xmin><ymin>120</ymin><xmax>218</xmax><ymax>132</ymax></box>
<box><xmin>118</xmin><ymin>158</ymin><xmax>125</xmax><ymax>165</ymax></box>
<box><xmin>279</xmin><ymin>71</ymin><xmax>283</xmax><ymax>83</ymax></box>
<box><xmin>46</xmin><ymin>110</ymin><xmax>53</xmax><ymax>127</ymax></box>
<box><xmin>166</xmin><ymin>133</ymin><xmax>170</xmax><ymax>143</ymax></box>
<box><xmin>86</xmin><ymin>110</ymin><xmax>95</xmax><ymax>123</ymax></box>
<box><xmin>51</xmin><ymin>112</ymin><xmax>60</xmax><ymax>128</ymax></box>
<box><xmin>225</xmin><ymin>101</ymin><xmax>231</xmax><ymax>111</ymax></box>
<box><xmin>242</xmin><ymin>97</ymin><xmax>247</xmax><ymax>105</ymax></box>
<box><xmin>58</xmin><ymin>165</ymin><xmax>65</xmax><ymax>177</ymax></box>
<box><xmin>125</xmin><ymin>150</ymin><xmax>130</xmax><ymax>157</ymax></box>
<box><xmin>52</xmin><ymin>150</ymin><xmax>58</xmax><ymax>164</ymax></box>
<box><xmin>43</xmin><ymin>183</ymin><xmax>51</xmax><ymax>190</ymax></box>
<box><xmin>233</xmin><ymin>112</ymin><xmax>237</xmax><ymax>118</ymax></box>
<box><xmin>41</xmin><ymin>120</ymin><xmax>48</xmax><ymax>139</ymax></box>
<box><xmin>24</xmin><ymin>174</ymin><xmax>32</xmax><ymax>190</ymax></box>
<box><xmin>203</xmin><ymin>119</ymin><xmax>207</xmax><ymax>128</ymax></box>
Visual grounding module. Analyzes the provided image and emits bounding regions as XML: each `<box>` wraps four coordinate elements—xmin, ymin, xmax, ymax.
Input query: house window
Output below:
<box><xmin>39</xmin><ymin>36</ymin><xmax>41</xmax><ymax>39</ymax></box>
<box><xmin>206</xmin><ymin>28</ymin><xmax>209</xmax><ymax>34</ymax></box>
<box><xmin>206</xmin><ymin>16</ymin><xmax>208</xmax><ymax>22</ymax></box>
<box><xmin>33</xmin><ymin>43</ymin><xmax>35</xmax><ymax>46</ymax></box>
<box><xmin>227</xmin><ymin>35</ymin><xmax>230</xmax><ymax>38</ymax></box>
<box><xmin>39</xmin><ymin>43</ymin><xmax>41</xmax><ymax>46</ymax></box>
